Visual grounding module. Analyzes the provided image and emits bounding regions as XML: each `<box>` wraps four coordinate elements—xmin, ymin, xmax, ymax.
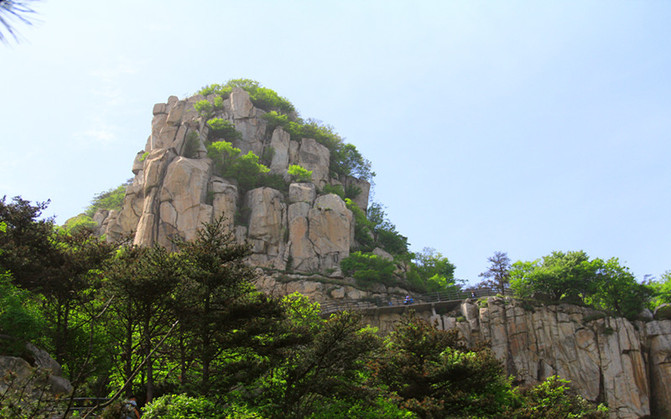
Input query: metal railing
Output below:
<box><xmin>320</xmin><ymin>287</ymin><xmax>498</xmax><ymax>315</ymax></box>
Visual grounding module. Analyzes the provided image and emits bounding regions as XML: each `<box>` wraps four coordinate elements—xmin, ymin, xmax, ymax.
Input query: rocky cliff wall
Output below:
<box><xmin>95</xmin><ymin>88</ymin><xmax>370</xmax><ymax>276</ymax></box>
<box><xmin>365</xmin><ymin>297</ymin><xmax>671</xmax><ymax>419</ymax></box>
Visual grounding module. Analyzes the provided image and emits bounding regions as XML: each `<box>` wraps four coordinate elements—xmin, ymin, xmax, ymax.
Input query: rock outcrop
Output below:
<box><xmin>366</xmin><ymin>298</ymin><xmax>671</xmax><ymax>419</ymax></box>
<box><xmin>95</xmin><ymin>89</ymin><xmax>370</xmax><ymax>275</ymax></box>
<box><xmin>0</xmin><ymin>342</ymin><xmax>72</xmax><ymax>398</ymax></box>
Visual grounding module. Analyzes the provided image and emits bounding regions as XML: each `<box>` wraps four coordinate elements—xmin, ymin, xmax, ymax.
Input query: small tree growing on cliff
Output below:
<box><xmin>479</xmin><ymin>251</ymin><xmax>511</xmax><ymax>296</ymax></box>
<box><xmin>287</xmin><ymin>164</ymin><xmax>312</xmax><ymax>183</ymax></box>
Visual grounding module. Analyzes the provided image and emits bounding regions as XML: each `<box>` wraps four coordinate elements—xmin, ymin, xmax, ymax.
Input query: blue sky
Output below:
<box><xmin>1</xmin><ymin>1</ymin><xmax>669</xmax><ymax>283</ymax></box>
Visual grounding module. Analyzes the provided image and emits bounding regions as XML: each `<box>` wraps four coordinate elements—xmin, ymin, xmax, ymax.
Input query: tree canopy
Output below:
<box><xmin>509</xmin><ymin>250</ymin><xmax>652</xmax><ymax>319</ymax></box>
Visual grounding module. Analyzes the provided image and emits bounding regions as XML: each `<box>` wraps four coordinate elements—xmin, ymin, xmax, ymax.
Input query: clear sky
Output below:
<box><xmin>2</xmin><ymin>1</ymin><xmax>670</xmax><ymax>284</ymax></box>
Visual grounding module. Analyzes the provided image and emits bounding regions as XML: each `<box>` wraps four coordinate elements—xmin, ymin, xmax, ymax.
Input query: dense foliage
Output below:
<box><xmin>340</xmin><ymin>251</ymin><xmax>396</xmax><ymax>287</ymax></box>
<box><xmin>196</xmin><ymin>79</ymin><xmax>373</xmax><ymax>182</ymax></box>
<box><xmin>510</xmin><ymin>250</ymin><xmax>652</xmax><ymax>319</ymax></box>
<box><xmin>198</xmin><ymin>79</ymin><xmax>295</xmax><ymax>115</ymax></box>
<box><xmin>407</xmin><ymin>248</ymin><xmax>459</xmax><ymax>293</ymax></box>
<box><xmin>0</xmin><ymin>198</ymin><xmax>613</xmax><ymax>418</ymax></box>
<box><xmin>206</xmin><ymin>140</ymin><xmax>284</xmax><ymax>194</ymax></box>
<box><xmin>85</xmin><ymin>182</ymin><xmax>129</xmax><ymax>216</ymax></box>
<box><xmin>648</xmin><ymin>270</ymin><xmax>671</xmax><ymax>308</ymax></box>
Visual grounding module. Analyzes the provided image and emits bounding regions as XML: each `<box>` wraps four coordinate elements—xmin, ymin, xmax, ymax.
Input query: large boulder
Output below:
<box><xmin>297</xmin><ymin>138</ymin><xmax>330</xmax><ymax>188</ymax></box>
<box><xmin>210</xmin><ymin>177</ymin><xmax>238</xmax><ymax>233</ymax></box>
<box><xmin>647</xmin><ymin>320</ymin><xmax>671</xmax><ymax>416</ymax></box>
<box><xmin>246</xmin><ymin>187</ymin><xmax>287</xmax><ymax>269</ymax></box>
<box><xmin>0</xmin><ymin>342</ymin><xmax>72</xmax><ymax>398</ymax></box>
<box><xmin>159</xmin><ymin>157</ymin><xmax>212</xmax><ymax>245</ymax></box>
<box><xmin>307</xmin><ymin>194</ymin><xmax>352</xmax><ymax>272</ymax></box>
<box><xmin>269</xmin><ymin>127</ymin><xmax>291</xmax><ymax>175</ymax></box>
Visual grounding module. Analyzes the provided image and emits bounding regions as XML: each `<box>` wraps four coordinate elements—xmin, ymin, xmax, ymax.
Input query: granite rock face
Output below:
<box><xmin>366</xmin><ymin>298</ymin><xmax>671</xmax><ymax>419</ymax></box>
<box><xmin>0</xmin><ymin>342</ymin><xmax>73</xmax><ymax>398</ymax></box>
<box><xmin>95</xmin><ymin>89</ymin><xmax>368</xmax><ymax>274</ymax></box>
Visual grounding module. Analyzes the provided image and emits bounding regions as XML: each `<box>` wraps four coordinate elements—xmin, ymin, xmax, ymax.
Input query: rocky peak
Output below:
<box><xmin>96</xmin><ymin>88</ymin><xmax>370</xmax><ymax>275</ymax></box>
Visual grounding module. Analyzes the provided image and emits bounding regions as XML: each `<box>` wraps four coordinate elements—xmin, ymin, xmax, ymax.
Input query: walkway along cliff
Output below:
<box><xmin>359</xmin><ymin>296</ymin><xmax>671</xmax><ymax>419</ymax></box>
<box><xmin>90</xmin><ymin>88</ymin><xmax>671</xmax><ymax>418</ymax></box>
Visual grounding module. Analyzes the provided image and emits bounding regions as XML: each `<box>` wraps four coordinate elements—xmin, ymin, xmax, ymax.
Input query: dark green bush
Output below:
<box><xmin>504</xmin><ymin>376</ymin><xmax>608</xmax><ymax>418</ymax></box>
<box><xmin>206</xmin><ymin>118</ymin><xmax>242</xmax><ymax>142</ymax></box>
<box><xmin>344</xmin><ymin>184</ymin><xmax>362</xmax><ymax>200</ymax></box>
<box><xmin>183</xmin><ymin>131</ymin><xmax>200</xmax><ymax>158</ymax></box>
<box><xmin>322</xmin><ymin>184</ymin><xmax>345</xmax><ymax>199</ymax></box>
<box><xmin>0</xmin><ymin>271</ymin><xmax>45</xmax><ymax>354</ymax></box>
<box><xmin>85</xmin><ymin>182</ymin><xmax>128</xmax><ymax>216</ymax></box>
<box><xmin>143</xmin><ymin>394</ymin><xmax>228</xmax><ymax>419</ymax></box>
<box><xmin>340</xmin><ymin>251</ymin><xmax>396</xmax><ymax>286</ymax></box>
<box><xmin>345</xmin><ymin>199</ymin><xmax>375</xmax><ymax>251</ymax></box>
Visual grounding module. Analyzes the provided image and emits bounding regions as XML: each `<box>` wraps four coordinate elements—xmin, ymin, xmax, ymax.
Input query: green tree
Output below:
<box><xmin>232</xmin><ymin>151</ymin><xmax>271</xmax><ymax>192</ymax></box>
<box><xmin>369</xmin><ymin>313</ymin><xmax>511</xmax><ymax>418</ymax></box>
<box><xmin>173</xmin><ymin>217</ymin><xmax>281</xmax><ymax>394</ymax></box>
<box><xmin>39</xmin><ymin>230</ymin><xmax>115</xmax><ymax>378</ymax></box>
<box><xmin>588</xmin><ymin>258</ymin><xmax>651</xmax><ymax>319</ymax></box>
<box><xmin>479</xmin><ymin>251</ymin><xmax>511</xmax><ymax>295</ymax></box>
<box><xmin>330</xmin><ymin>143</ymin><xmax>375</xmax><ymax>182</ymax></box>
<box><xmin>505</xmin><ymin>375</ymin><xmax>608</xmax><ymax>418</ymax></box>
<box><xmin>0</xmin><ymin>270</ymin><xmax>45</xmax><ymax>355</ymax></box>
<box><xmin>0</xmin><ymin>196</ymin><xmax>54</xmax><ymax>289</ymax></box>
<box><xmin>207</xmin><ymin>141</ymin><xmax>271</xmax><ymax>193</ymax></box>
<box><xmin>104</xmin><ymin>245</ymin><xmax>182</xmax><ymax>401</ymax></box>
<box><xmin>340</xmin><ymin>251</ymin><xmax>396</xmax><ymax>286</ymax></box>
<box><xmin>408</xmin><ymin>247</ymin><xmax>458</xmax><ymax>292</ymax></box>
<box><xmin>510</xmin><ymin>251</ymin><xmax>650</xmax><ymax>318</ymax></box>
<box><xmin>648</xmin><ymin>270</ymin><xmax>671</xmax><ymax>309</ymax></box>
<box><xmin>256</xmin><ymin>310</ymin><xmax>380</xmax><ymax>418</ymax></box>
<box><xmin>207</xmin><ymin>140</ymin><xmax>240</xmax><ymax>174</ymax></box>
<box><xmin>206</xmin><ymin>118</ymin><xmax>242</xmax><ymax>142</ymax></box>
<box><xmin>509</xmin><ymin>251</ymin><xmax>596</xmax><ymax>303</ymax></box>
<box><xmin>287</xmin><ymin>164</ymin><xmax>312</xmax><ymax>183</ymax></box>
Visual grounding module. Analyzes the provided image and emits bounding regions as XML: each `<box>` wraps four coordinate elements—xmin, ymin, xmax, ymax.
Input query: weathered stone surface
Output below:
<box><xmin>150</xmin><ymin>113</ymin><xmax>168</xmax><ymax>149</ymax></box>
<box><xmin>289</xmin><ymin>182</ymin><xmax>316</xmax><ymax>203</ymax></box>
<box><xmin>182</xmin><ymin>94</ymin><xmax>205</xmax><ymax>125</ymax></box>
<box><xmin>166</xmin><ymin>99</ymin><xmax>185</xmax><ymax>125</ymax></box>
<box><xmin>210</xmin><ymin>177</ymin><xmax>237</xmax><ymax>232</ymax></box>
<box><xmin>362</xmin><ymin>298</ymin><xmax>670</xmax><ymax>419</ymax></box>
<box><xmin>95</xmin><ymin>91</ymin><xmax>371</xmax><ymax>273</ymax></box>
<box><xmin>647</xmin><ymin>320</ymin><xmax>671</xmax><ymax>416</ymax></box>
<box><xmin>230</xmin><ymin>87</ymin><xmax>254</xmax><ymax>119</ymax></box>
<box><xmin>288</xmin><ymin>202</ymin><xmax>317</xmax><ymax>272</ymax></box>
<box><xmin>298</xmin><ymin>138</ymin><xmax>330</xmax><ymax>188</ymax></box>
<box><xmin>159</xmin><ymin>157</ymin><xmax>211</xmax><ymax>244</ymax></box>
<box><xmin>153</xmin><ymin>103</ymin><xmax>167</xmax><ymax>115</ymax></box>
<box><xmin>0</xmin><ymin>343</ymin><xmax>72</xmax><ymax>397</ymax></box>
<box><xmin>307</xmin><ymin>194</ymin><xmax>352</xmax><ymax>272</ymax></box>
<box><xmin>233</xmin><ymin>117</ymin><xmax>266</xmax><ymax>156</ymax></box>
<box><xmin>269</xmin><ymin>127</ymin><xmax>291</xmax><ymax>174</ymax></box>
<box><xmin>342</xmin><ymin>175</ymin><xmax>371</xmax><ymax>211</ymax></box>
<box><xmin>132</xmin><ymin>150</ymin><xmax>145</xmax><ymax>174</ymax></box>
<box><xmin>246</xmin><ymin>187</ymin><xmax>287</xmax><ymax>268</ymax></box>
<box><xmin>143</xmin><ymin>149</ymin><xmax>177</xmax><ymax>193</ymax></box>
